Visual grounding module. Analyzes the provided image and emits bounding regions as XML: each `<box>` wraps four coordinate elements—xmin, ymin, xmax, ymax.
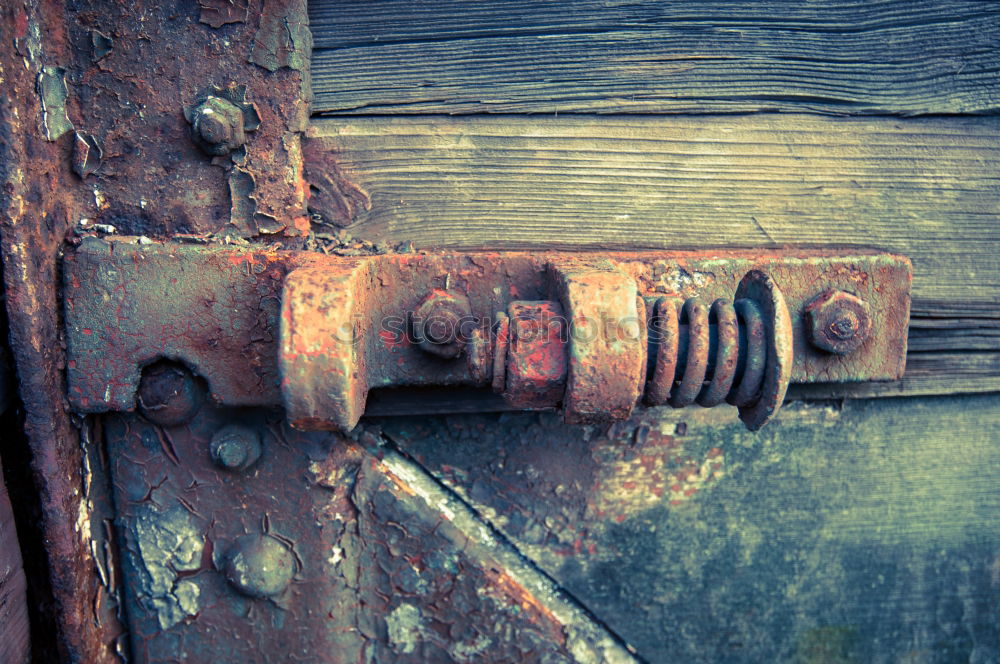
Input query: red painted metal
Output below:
<box><xmin>504</xmin><ymin>300</ymin><xmax>568</xmax><ymax>409</ymax></box>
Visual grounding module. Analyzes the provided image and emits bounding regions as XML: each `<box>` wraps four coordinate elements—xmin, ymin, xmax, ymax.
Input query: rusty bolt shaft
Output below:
<box><xmin>412</xmin><ymin>289</ymin><xmax>473</xmax><ymax>359</ymax></box>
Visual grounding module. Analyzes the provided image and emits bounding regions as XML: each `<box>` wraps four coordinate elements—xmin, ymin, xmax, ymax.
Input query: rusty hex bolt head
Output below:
<box><xmin>209</xmin><ymin>425</ymin><xmax>262</xmax><ymax>471</ymax></box>
<box><xmin>137</xmin><ymin>361</ymin><xmax>205</xmax><ymax>427</ymax></box>
<box><xmin>222</xmin><ymin>534</ymin><xmax>295</xmax><ymax>598</ymax></box>
<box><xmin>189</xmin><ymin>96</ymin><xmax>246</xmax><ymax>156</ymax></box>
<box><xmin>804</xmin><ymin>289</ymin><xmax>872</xmax><ymax>355</ymax></box>
<box><xmin>413</xmin><ymin>290</ymin><xmax>473</xmax><ymax>359</ymax></box>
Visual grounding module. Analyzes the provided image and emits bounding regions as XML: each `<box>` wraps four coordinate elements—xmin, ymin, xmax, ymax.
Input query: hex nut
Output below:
<box><xmin>412</xmin><ymin>290</ymin><xmax>473</xmax><ymax>359</ymax></box>
<box><xmin>137</xmin><ymin>361</ymin><xmax>205</xmax><ymax>427</ymax></box>
<box><xmin>804</xmin><ymin>289</ymin><xmax>872</xmax><ymax>355</ymax></box>
<box><xmin>188</xmin><ymin>96</ymin><xmax>246</xmax><ymax>156</ymax></box>
<box><xmin>222</xmin><ymin>534</ymin><xmax>295</xmax><ymax>598</ymax></box>
<box><xmin>209</xmin><ymin>424</ymin><xmax>262</xmax><ymax>471</ymax></box>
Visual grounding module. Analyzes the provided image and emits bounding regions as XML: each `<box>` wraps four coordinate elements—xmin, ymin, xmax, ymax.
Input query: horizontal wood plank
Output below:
<box><xmin>306</xmin><ymin>114</ymin><xmax>1000</xmax><ymax>306</ymax></box>
<box><xmin>310</xmin><ymin>0</ymin><xmax>1000</xmax><ymax>115</ymax></box>
<box><xmin>306</xmin><ymin>113</ymin><xmax>1000</xmax><ymax>399</ymax></box>
<box><xmin>789</xmin><ymin>351</ymin><xmax>1000</xmax><ymax>399</ymax></box>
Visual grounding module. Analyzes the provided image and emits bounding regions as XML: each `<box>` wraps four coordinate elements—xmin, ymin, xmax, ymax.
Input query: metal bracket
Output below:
<box><xmin>64</xmin><ymin>238</ymin><xmax>911</xmax><ymax>431</ymax></box>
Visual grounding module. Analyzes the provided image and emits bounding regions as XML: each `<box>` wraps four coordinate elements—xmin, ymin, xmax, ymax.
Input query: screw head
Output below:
<box><xmin>137</xmin><ymin>361</ymin><xmax>204</xmax><ymax>426</ymax></box>
<box><xmin>209</xmin><ymin>425</ymin><xmax>262</xmax><ymax>471</ymax></box>
<box><xmin>223</xmin><ymin>534</ymin><xmax>295</xmax><ymax>598</ymax></box>
<box><xmin>189</xmin><ymin>96</ymin><xmax>246</xmax><ymax>156</ymax></box>
<box><xmin>412</xmin><ymin>290</ymin><xmax>473</xmax><ymax>359</ymax></box>
<box><xmin>804</xmin><ymin>290</ymin><xmax>872</xmax><ymax>355</ymax></box>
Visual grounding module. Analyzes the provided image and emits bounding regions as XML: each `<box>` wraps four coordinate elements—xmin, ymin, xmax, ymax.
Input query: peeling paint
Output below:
<box><xmin>250</xmin><ymin>0</ymin><xmax>312</xmax><ymax>74</ymax></box>
<box><xmin>89</xmin><ymin>30</ymin><xmax>113</xmax><ymax>61</ymax></box>
<box><xmin>198</xmin><ymin>0</ymin><xmax>249</xmax><ymax>28</ymax></box>
<box><xmin>132</xmin><ymin>505</ymin><xmax>204</xmax><ymax>630</ymax></box>
<box><xmin>13</xmin><ymin>7</ymin><xmax>41</xmax><ymax>65</ymax></box>
<box><xmin>72</xmin><ymin>132</ymin><xmax>102</xmax><ymax>179</ymax></box>
<box><xmin>386</xmin><ymin>603</ymin><xmax>422</xmax><ymax>655</ymax></box>
<box><xmin>36</xmin><ymin>65</ymin><xmax>73</xmax><ymax>140</ymax></box>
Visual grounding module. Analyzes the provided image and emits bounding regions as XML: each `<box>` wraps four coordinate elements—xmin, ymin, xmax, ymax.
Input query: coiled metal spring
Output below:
<box><xmin>645</xmin><ymin>297</ymin><xmax>765</xmax><ymax>407</ymax></box>
<box><xmin>642</xmin><ymin>270</ymin><xmax>793</xmax><ymax>430</ymax></box>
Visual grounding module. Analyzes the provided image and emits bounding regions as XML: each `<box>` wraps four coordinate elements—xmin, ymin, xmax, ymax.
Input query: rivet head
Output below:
<box><xmin>209</xmin><ymin>425</ymin><xmax>262</xmax><ymax>471</ymax></box>
<box><xmin>137</xmin><ymin>361</ymin><xmax>204</xmax><ymax>427</ymax></box>
<box><xmin>223</xmin><ymin>534</ymin><xmax>295</xmax><ymax>598</ymax></box>
<box><xmin>805</xmin><ymin>290</ymin><xmax>872</xmax><ymax>355</ymax></box>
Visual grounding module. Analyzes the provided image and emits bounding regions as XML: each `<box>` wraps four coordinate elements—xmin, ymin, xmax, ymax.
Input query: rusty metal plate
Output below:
<box><xmin>102</xmin><ymin>394</ymin><xmax>637</xmax><ymax>662</ymax></box>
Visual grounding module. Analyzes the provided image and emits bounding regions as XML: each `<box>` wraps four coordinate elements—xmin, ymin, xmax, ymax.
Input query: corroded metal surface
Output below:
<box><xmin>103</xmin><ymin>395</ymin><xmax>638</xmax><ymax>663</ymax></box>
<box><xmin>504</xmin><ymin>300</ymin><xmax>568</xmax><ymax>409</ymax></box>
<box><xmin>1</xmin><ymin>1</ymin><xmax>314</xmax><ymax>657</ymax></box>
<box><xmin>379</xmin><ymin>397</ymin><xmax>1000</xmax><ymax>662</ymax></box>
<box><xmin>105</xmin><ymin>405</ymin><xmax>365</xmax><ymax>661</ymax></box>
<box><xmin>65</xmin><ymin>239</ymin><xmax>911</xmax><ymax>432</ymax></box>
<box><xmin>281</xmin><ymin>260</ymin><xmax>373</xmax><ymax>430</ymax></box>
<box><xmin>2</xmin><ymin>4</ymin><xmax>127</xmax><ymax>660</ymax></box>
<box><xmin>732</xmin><ymin>270</ymin><xmax>794</xmax><ymax>431</ymax></box>
<box><xmin>549</xmin><ymin>262</ymin><xmax>645</xmax><ymax>424</ymax></box>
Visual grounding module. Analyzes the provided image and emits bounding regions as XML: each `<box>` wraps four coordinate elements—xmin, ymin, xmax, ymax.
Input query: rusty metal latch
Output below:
<box><xmin>63</xmin><ymin>238</ymin><xmax>911</xmax><ymax>431</ymax></box>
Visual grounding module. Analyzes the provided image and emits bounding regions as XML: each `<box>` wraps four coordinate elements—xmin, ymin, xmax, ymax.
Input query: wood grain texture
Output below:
<box><xmin>307</xmin><ymin>114</ymin><xmax>1000</xmax><ymax>306</ymax></box>
<box><xmin>310</xmin><ymin>0</ymin><xmax>1000</xmax><ymax>115</ymax></box>
<box><xmin>379</xmin><ymin>393</ymin><xmax>1000</xmax><ymax>662</ymax></box>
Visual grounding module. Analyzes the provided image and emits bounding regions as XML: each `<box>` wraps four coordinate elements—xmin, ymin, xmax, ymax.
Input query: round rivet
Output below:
<box><xmin>137</xmin><ymin>361</ymin><xmax>204</xmax><ymax>427</ymax></box>
<box><xmin>209</xmin><ymin>425</ymin><xmax>262</xmax><ymax>471</ymax></box>
<box><xmin>223</xmin><ymin>534</ymin><xmax>295</xmax><ymax>598</ymax></box>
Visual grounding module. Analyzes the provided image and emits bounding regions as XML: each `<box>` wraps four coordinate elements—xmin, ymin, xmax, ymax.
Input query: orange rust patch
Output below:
<box><xmin>487</xmin><ymin>569</ymin><xmax>563</xmax><ymax>638</ymax></box>
<box><xmin>379</xmin><ymin>463</ymin><xmax>418</xmax><ymax>498</ymax></box>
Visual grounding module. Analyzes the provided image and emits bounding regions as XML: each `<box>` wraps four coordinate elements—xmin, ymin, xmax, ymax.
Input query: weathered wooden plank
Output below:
<box><xmin>379</xmin><ymin>393</ymin><xmax>1000</xmax><ymax>662</ymax></box>
<box><xmin>309</xmin><ymin>0</ymin><xmax>1000</xmax><ymax>115</ymax></box>
<box><xmin>306</xmin><ymin>114</ymin><xmax>1000</xmax><ymax>307</ymax></box>
<box><xmin>789</xmin><ymin>351</ymin><xmax>1000</xmax><ymax>399</ymax></box>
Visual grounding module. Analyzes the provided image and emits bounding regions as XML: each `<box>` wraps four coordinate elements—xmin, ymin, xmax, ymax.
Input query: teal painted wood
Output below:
<box><xmin>310</xmin><ymin>0</ymin><xmax>1000</xmax><ymax>115</ymax></box>
<box><xmin>380</xmin><ymin>393</ymin><xmax>1000</xmax><ymax>662</ymax></box>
